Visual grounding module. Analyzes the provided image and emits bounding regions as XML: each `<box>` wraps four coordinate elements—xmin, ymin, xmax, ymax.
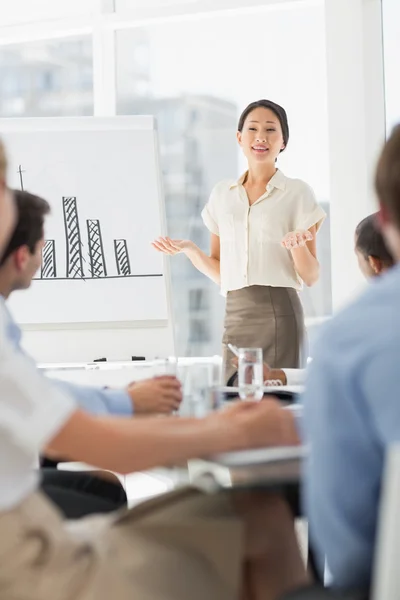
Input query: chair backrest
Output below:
<box><xmin>372</xmin><ymin>444</ymin><xmax>400</xmax><ymax>600</ymax></box>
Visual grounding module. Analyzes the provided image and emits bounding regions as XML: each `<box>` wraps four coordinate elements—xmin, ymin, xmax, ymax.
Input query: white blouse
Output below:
<box><xmin>201</xmin><ymin>170</ymin><xmax>326</xmax><ymax>294</ymax></box>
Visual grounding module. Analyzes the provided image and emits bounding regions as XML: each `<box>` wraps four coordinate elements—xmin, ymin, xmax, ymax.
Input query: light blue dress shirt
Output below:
<box><xmin>1</xmin><ymin>298</ymin><xmax>133</xmax><ymax>416</ymax></box>
<box><xmin>301</xmin><ymin>263</ymin><xmax>400</xmax><ymax>590</ymax></box>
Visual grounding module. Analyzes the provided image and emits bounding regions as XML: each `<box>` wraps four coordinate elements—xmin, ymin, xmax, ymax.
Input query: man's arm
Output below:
<box><xmin>5</xmin><ymin>310</ymin><xmax>181</xmax><ymax>416</ymax></box>
<box><xmin>54</xmin><ymin>380</ymin><xmax>133</xmax><ymax>415</ymax></box>
<box><xmin>47</xmin><ymin>399</ymin><xmax>300</xmax><ymax>475</ymax></box>
<box><xmin>301</xmin><ymin>346</ymin><xmax>393</xmax><ymax>590</ymax></box>
<box><xmin>54</xmin><ymin>376</ymin><xmax>182</xmax><ymax>416</ymax></box>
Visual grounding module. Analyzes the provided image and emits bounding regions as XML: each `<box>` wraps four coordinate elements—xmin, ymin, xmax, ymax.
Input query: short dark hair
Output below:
<box><xmin>0</xmin><ymin>190</ymin><xmax>50</xmax><ymax>266</ymax></box>
<box><xmin>355</xmin><ymin>213</ymin><xmax>394</xmax><ymax>267</ymax></box>
<box><xmin>375</xmin><ymin>124</ymin><xmax>400</xmax><ymax>231</ymax></box>
<box><xmin>237</xmin><ymin>99</ymin><xmax>289</xmax><ymax>152</ymax></box>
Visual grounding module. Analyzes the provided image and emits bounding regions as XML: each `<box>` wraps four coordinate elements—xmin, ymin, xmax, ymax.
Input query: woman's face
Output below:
<box><xmin>237</xmin><ymin>107</ymin><xmax>285</xmax><ymax>167</ymax></box>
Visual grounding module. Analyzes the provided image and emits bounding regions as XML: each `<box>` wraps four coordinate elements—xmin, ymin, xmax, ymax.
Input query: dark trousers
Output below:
<box><xmin>40</xmin><ymin>468</ymin><xmax>127</xmax><ymax>519</ymax></box>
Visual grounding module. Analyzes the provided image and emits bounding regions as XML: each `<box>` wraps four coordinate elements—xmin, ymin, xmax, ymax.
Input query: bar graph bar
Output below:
<box><xmin>33</xmin><ymin>195</ymin><xmax>161</xmax><ymax>281</ymax></box>
<box><xmin>87</xmin><ymin>219</ymin><xmax>107</xmax><ymax>278</ymax></box>
<box><xmin>114</xmin><ymin>239</ymin><xmax>131</xmax><ymax>276</ymax></box>
<box><xmin>41</xmin><ymin>240</ymin><xmax>56</xmax><ymax>279</ymax></box>
<box><xmin>63</xmin><ymin>196</ymin><xmax>84</xmax><ymax>279</ymax></box>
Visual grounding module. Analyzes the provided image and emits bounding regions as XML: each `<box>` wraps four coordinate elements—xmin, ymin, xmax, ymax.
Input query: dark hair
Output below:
<box><xmin>375</xmin><ymin>124</ymin><xmax>400</xmax><ymax>231</ymax></box>
<box><xmin>355</xmin><ymin>213</ymin><xmax>394</xmax><ymax>267</ymax></box>
<box><xmin>237</xmin><ymin>99</ymin><xmax>289</xmax><ymax>152</ymax></box>
<box><xmin>0</xmin><ymin>189</ymin><xmax>50</xmax><ymax>266</ymax></box>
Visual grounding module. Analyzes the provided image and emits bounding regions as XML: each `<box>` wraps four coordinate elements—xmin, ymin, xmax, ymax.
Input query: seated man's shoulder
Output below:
<box><xmin>316</xmin><ymin>266</ymin><xmax>400</xmax><ymax>360</ymax></box>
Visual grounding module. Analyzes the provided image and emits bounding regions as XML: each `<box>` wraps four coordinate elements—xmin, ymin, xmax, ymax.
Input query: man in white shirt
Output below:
<box><xmin>0</xmin><ymin>188</ymin><xmax>186</xmax><ymax>517</ymax></box>
<box><xmin>0</xmin><ymin>139</ymin><xmax>308</xmax><ymax>600</ymax></box>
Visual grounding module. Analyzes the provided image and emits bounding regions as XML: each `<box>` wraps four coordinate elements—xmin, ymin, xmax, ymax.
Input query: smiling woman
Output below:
<box><xmin>152</xmin><ymin>99</ymin><xmax>326</xmax><ymax>382</ymax></box>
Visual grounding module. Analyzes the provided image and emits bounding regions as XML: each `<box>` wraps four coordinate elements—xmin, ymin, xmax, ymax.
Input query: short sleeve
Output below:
<box><xmin>201</xmin><ymin>185</ymin><xmax>220</xmax><ymax>236</ymax></box>
<box><xmin>0</xmin><ymin>312</ymin><xmax>76</xmax><ymax>456</ymax></box>
<box><xmin>296</xmin><ymin>184</ymin><xmax>326</xmax><ymax>233</ymax></box>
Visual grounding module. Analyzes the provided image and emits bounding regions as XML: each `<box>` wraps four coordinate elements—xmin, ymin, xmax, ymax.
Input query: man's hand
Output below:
<box><xmin>127</xmin><ymin>376</ymin><xmax>182</xmax><ymax>415</ymax></box>
<box><xmin>218</xmin><ymin>399</ymin><xmax>300</xmax><ymax>448</ymax></box>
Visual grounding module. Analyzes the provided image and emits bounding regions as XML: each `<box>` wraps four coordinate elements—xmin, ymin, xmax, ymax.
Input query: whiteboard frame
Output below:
<box><xmin>0</xmin><ymin>115</ymin><xmax>175</xmax><ymax>349</ymax></box>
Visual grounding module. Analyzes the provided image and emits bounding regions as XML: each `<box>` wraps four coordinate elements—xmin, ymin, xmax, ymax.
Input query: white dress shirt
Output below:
<box><xmin>201</xmin><ymin>170</ymin><xmax>326</xmax><ymax>295</ymax></box>
<box><xmin>282</xmin><ymin>368</ymin><xmax>306</xmax><ymax>386</ymax></box>
<box><xmin>0</xmin><ymin>304</ymin><xmax>75</xmax><ymax>511</ymax></box>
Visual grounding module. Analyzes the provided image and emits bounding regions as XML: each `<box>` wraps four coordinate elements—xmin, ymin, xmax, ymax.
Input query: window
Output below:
<box><xmin>382</xmin><ymin>0</ymin><xmax>400</xmax><ymax>133</ymax></box>
<box><xmin>116</xmin><ymin>2</ymin><xmax>331</xmax><ymax>356</ymax></box>
<box><xmin>0</xmin><ymin>0</ymin><xmax>98</xmax><ymax>26</ymax></box>
<box><xmin>189</xmin><ymin>318</ymin><xmax>210</xmax><ymax>343</ymax></box>
<box><xmin>0</xmin><ymin>36</ymin><xmax>93</xmax><ymax>118</ymax></box>
<box><xmin>189</xmin><ymin>289</ymin><xmax>209</xmax><ymax>312</ymax></box>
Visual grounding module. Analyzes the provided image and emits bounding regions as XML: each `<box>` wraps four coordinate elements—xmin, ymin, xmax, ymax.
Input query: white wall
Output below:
<box><xmin>325</xmin><ymin>0</ymin><xmax>386</xmax><ymax>311</ymax></box>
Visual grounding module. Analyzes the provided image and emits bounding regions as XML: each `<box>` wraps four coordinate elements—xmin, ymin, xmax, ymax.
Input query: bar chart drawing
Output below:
<box><xmin>114</xmin><ymin>240</ymin><xmax>131</xmax><ymax>276</ymax></box>
<box><xmin>37</xmin><ymin>196</ymin><xmax>161</xmax><ymax>281</ymax></box>
<box><xmin>41</xmin><ymin>240</ymin><xmax>57</xmax><ymax>279</ymax></box>
<box><xmin>63</xmin><ymin>196</ymin><xmax>85</xmax><ymax>279</ymax></box>
<box><xmin>87</xmin><ymin>219</ymin><xmax>107</xmax><ymax>278</ymax></box>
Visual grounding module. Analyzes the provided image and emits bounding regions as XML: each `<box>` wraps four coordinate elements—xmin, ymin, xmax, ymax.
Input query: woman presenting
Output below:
<box><xmin>152</xmin><ymin>99</ymin><xmax>326</xmax><ymax>381</ymax></box>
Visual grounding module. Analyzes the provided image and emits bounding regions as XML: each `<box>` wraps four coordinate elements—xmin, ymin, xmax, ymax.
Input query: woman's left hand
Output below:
<box><xmin>152</xmin><ymin>237</ymin><xmax>196</xmax><ymax>255</ymax></box>
<box><xmin>281</xmin><ymin>229</ymin><xmax>313</xmax><ymax>250</ymax></box>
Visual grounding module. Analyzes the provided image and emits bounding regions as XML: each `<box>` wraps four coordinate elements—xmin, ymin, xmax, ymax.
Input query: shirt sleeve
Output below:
<box><xmin>201</xmin><ymin>185</ymin><xmax>220</xmax><ymax>235</ymax></box>
<box><xmin>295</xmin><ymin>184</ymin><xmax>326</xmax><ymax>233</ymax></box>
<box><xmin>301</xmin><ymin>340</ymin><xmax>383</xmax><ymax>590</ymax></box>
<box><xmin>281</xmin><ymin>368</ymin><xmax>306</xmax><ymax>386</ymax></box>
<box><xmin>360</xmin><ymin>340</ymin><xmax>400</xmax><ymax>447</ymax></box>
<box><xmin>0</xmin><ymin>329</ymin><xmax>76</xmax><ymax>457</ymax></box>
<box><xmin>54</xmin><ymin>380</ymin><xmax>133</xmax><ymax>416</ymax></box>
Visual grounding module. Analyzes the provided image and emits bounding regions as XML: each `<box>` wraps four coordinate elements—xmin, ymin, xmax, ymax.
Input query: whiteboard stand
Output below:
<box><xmin>0</xmin><ymin>115</ymin><xmax>176</xmax><ymax>361</ymax></box>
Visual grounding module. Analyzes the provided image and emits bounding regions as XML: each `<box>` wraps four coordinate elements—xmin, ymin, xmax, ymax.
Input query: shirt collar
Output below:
<box><xmin>229</xmin><ymin>169</ymin><xmax>286</xmax><ymax>192</ymax></box>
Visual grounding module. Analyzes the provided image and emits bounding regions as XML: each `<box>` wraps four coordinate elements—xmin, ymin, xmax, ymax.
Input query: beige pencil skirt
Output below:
<box><xmin>223</xmin><ymin>285</ymin><xmax>306</xmax><ymax>383</ymax></box>
<box><xmin>0</xmin><ymin>487</ymin><xmax>243</xmax><ymax>600</ymax></box>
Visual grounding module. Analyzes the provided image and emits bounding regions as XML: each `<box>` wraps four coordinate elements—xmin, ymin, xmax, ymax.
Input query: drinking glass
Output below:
<box><xmin>181</xmin><ymin>361</ymin><xmax>222</xmax><ymax>417</ymax></box>
<box><xmin>238</xmin><ymin>348</ymin><xmax>263</xmax><ymax>401</ymax></box>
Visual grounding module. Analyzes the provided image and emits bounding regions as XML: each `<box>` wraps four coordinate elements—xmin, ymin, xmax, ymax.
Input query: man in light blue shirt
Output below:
<box><xmin>0</xmin><ymin>189</ymin><xmax>182</xmax><ymax>418</ymax></box>
<box><xmin>301</xmin><ymin>125</ymin><xmax>400</xmax><ymax>593</ymax></box>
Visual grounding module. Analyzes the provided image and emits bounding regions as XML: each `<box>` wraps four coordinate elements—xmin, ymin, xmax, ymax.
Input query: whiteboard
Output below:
<box><xmin>0</xmin><ymin>116</ymin><xmax>171</xmax><ymax>326</ymax></box>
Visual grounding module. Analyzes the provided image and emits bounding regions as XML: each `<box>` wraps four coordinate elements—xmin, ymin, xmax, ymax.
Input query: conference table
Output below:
<box><xmin>61</xmin><ymin>444</ymin><xmax>305</xmax><ymax>508</ymax></box>
<box><xmin>45</xmin><ymin>358</ymin><xmax>304</xmax><ymax>505</ymax></box>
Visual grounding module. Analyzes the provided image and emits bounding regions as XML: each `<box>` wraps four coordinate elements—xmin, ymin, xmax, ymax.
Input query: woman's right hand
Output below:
<box><xmin>231</xmin><ymin>357</ymin><xmax>287</xmax><ymax>385</ymax></box>
<box><xmin>151</xmin><ymin>236</ymin><xmax>196</xmax><ymax>256</ymax></box>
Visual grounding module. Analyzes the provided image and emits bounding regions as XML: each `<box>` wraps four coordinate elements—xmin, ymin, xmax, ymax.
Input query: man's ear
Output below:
<box><xmin>13</xmin><ymin>245</ymin><xmax>30</xmax><ymax>271</ymax></box>
<box><xmin>368</xmin><ymin>255</ymin><xmax>382</xmax><ymax>275</ymax></box>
